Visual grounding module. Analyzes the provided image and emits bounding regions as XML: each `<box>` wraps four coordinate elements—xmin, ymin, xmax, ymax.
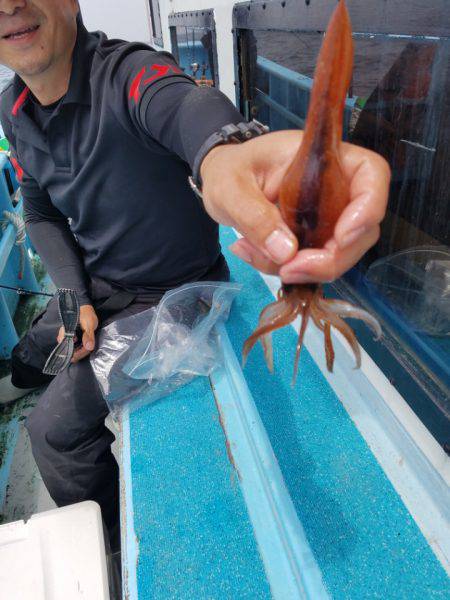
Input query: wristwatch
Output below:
<box><xmin>188</xmin><ymin>119</ymin><xmax>269</xmax><ymax>199</ymax></box>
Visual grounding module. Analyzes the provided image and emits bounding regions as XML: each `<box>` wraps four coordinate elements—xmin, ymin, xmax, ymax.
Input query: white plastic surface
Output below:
<box><xmin>0</xmin><ymin>501</ymin><xmax>109</xmax><ymax>600</ymax></box>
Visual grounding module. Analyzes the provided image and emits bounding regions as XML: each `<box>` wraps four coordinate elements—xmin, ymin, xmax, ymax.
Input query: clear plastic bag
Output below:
<box><xmin>90</xmin><ymin>281</ymin><xmax>241</xmax><ymax>413</ymax></box>
<box><xmin>365</xmin><ymin>246</ymin><xmax>450</xmax><ymax>336</ymax></box>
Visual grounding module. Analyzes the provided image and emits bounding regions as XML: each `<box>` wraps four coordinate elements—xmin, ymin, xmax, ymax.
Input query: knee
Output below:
<box><xmin>11</xmin><ymin>342</ymin><xmax>53</xmax><ymax>388</ymax></box>
<box><xmin>25</xmin><ymin>397</ymin><xmax>83</xmax><ymax>454</ymax></box>
<box><xmin>25</xmin><ymin>362</ymin><xmax>110</xmax><ymax>453</ymax></box>
<box><xmin>25</xmin><ymin>401</ymin><xmax>51</xmax><ymax>452</ymax></box>
<box><xmin>25</xmin><ymin>387</ymin><xmax>61</xmax><ymax>449</ymax></box>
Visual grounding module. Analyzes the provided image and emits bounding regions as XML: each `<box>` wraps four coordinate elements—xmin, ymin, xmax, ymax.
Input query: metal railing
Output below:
<box><xmin>255</xmin><ymin>56</ymin><xmax>355</xmax><ymax>135</ymax></box>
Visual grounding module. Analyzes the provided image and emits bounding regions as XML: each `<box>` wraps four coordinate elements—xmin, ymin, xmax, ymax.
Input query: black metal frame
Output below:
<box><xmin>233</xmin><ymin>0</ymin><xmax>450</xmax><ymax>114</ymax></box>
<box><xmin>149</xmin><ymin>0</ymin><xmax>163</xmax><ymax>47</ymax></box>
<box><xmin>232</xmin><ymin>0</ymin><xmax>450</xmax><ymax>36</ymax></box>
<box><xmin>168</xmin><ymin>9</ymin><xmax>216</xmax><ymax>30</ymax></box>
<box><xmin>232</xmin><ymin>0</ymin><xmax>450</xmax><ymax>450</ymax></box>
<box><xmin>168</xmin><ymin>9</ymin><xmax>220</xmax><ymax>87</ymax></box>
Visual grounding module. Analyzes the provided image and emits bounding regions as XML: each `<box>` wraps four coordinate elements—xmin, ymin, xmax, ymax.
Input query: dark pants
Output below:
<box><xmin>12</xmin><ymin>282</ymin><xmax>156</xmax><ymax>553</ymax></box>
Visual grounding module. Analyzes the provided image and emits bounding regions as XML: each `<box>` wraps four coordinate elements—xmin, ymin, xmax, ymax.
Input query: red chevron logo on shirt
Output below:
<box><xmin>11</xmin><ymin>157</ymin><xmax>24</xmax><ymax>182</ymax></box>
<box><xmin>129</xmin><ymin>64</ymin><xmax>182</xmax><ymax>104</ymax></box>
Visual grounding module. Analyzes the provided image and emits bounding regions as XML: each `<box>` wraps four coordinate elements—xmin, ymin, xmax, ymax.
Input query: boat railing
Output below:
<box><xmin>176</xmin><ymin>40</ymin><xmax>214</xmax><ymax>82</ymax></box>
<box><xmin>255</xmin><ymin>56</ymin><xmax>355</xmax><ymax>135</ymax></box>
<box><xmin>0</xmin><ymin>152</ymin><xmax>39</xmax><ymax>359</ymax></box>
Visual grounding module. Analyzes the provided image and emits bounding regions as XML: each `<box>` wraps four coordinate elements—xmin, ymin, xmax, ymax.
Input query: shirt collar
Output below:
<box><xmin>62</xmin><ymin>22</ymin><xmax>99</xmax><ymax>107</ymax></box>
<box><xmin>11</xmin><ymin>20</ymin><xmax>99</xmax><ymax>114</ymax></box>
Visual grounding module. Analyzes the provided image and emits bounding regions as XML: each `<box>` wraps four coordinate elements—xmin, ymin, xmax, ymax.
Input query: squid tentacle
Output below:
<box><xmin>258</xmin><ymin>299</ymin><xmax>289</xmax><ymax>373</ymax></box>
<box><xmin>242</xmin><ymin>299</ymin><xmax>299</xmax><ymax>367</ymax></box>
<box><xmin>291</xmin><ymin>286</ymin><xmax>322</xmax><ymax>383</ymax></box>
<box><xmin>310</xmin><ymin>299</ymin><xmax>336</xmax><ymax>372</ymax></box>
<box><xmin>292</xmin><ymin>300</ymin><xmax>312</xmax><ymax>385</ymax></box>
<box><xmin>309</xmin><ymin>303</ymin><xmax>325</xmax><ymax>332</ymax></box>
<box><xmin>260</xmin><ymin>334</ymin><xmax>274</xmax><ymax>373</ymax></box>
<box><xmin>323</xmin><ymin>323</ymin><xmax>335</xmax><ymax>372</ymax></box>
<box><xmin>324</xmin><ymin>299</ymin><xmax>382</xmax><ymax>340</ymax></box>
<box><xmin>317</xmin><ymin>297</ymin><xmax>361</xmax><ymax>369</ymax></box>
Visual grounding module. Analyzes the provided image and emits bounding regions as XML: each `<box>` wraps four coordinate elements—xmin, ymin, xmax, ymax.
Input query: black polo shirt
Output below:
<box><xmin>0</xmin><ymin>23</ymin><xmax>243</xmax><ymax>303</ymax></box>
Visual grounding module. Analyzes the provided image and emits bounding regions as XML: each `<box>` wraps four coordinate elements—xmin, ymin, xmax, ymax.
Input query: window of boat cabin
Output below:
<box><xmin>148</xmin><ymin>0</ymin><xmax>163</xmax><ymax>47</ymax></box>
<box><xmin>233</xmin><ymin>0</ymin><xmax>450</xmax><ymax>451</ymax></box>
<box><xmin>169</xmin><ymin>10</ymin><xmax>219</xmax><ymax>87</ymax></box>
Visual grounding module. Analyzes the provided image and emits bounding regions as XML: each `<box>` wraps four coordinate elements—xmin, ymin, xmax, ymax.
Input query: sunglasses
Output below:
<box><xmin>43</xmin><ymin>289</ymin><xmax>80</xmax><ymax>376</ymax></box>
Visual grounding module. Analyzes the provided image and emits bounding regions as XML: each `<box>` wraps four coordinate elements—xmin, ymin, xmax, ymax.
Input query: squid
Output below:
<box><xmin>243</xmin><ymin>0</ymin><xmax>381</xmax><ymax>380</ymax></box>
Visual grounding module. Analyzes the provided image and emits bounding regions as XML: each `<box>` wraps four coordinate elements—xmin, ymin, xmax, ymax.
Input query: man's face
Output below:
<box><xmin>0</xmin><ymin>0</ymin><xmax>79</xmax><ymax>77</ymax></box>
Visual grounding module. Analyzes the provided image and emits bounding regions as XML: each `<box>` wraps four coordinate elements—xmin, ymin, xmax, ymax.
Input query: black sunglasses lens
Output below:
<box><xmin>42</xmin><ymin>337</ymin><xmax>75</xmax><ymax>376</ymax></box>
<box><xmin>59</xmin><ymin>289</ymin><xmax>79</xmax><ymax>334</ymax></box>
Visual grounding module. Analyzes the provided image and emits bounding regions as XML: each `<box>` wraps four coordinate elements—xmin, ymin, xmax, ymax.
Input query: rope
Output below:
<box><xmin>0</xmin><ymin>211</ymin><xmax>54</xmax><ymax>298</ymax></box>
<box><xmin>2</xmin><ymin>210</ymin><xmax>26</xmax><ymax>279</ymax></box>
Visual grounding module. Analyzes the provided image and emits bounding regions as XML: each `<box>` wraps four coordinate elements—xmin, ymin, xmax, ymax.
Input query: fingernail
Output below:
<box><xmin>340</xmin><ymin>226</ymin><xmax>366</xmax><ymax>248</ymax></box>
<box><xmin>265</xmin><ymin>229</ymin><xmax>296</xmax><ymax>263</ymax></box>
<box><xmin>282</xmin><ymin>272</ymin><xmax>315</xmax><ymax>284</ymax></box>
<box><xmin>229</xmin><ymin>243</ymin><xmax>252</xmax><ymax>264</ymax></box>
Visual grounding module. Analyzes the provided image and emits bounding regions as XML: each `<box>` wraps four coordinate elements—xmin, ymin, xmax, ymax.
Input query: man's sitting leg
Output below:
<box><xmin>25</xmin><ymin>357</ymin><xmax>120</xmax><ymax>552</ymax></box>
<box><xmin>0</xmin><ymin>297</ymin><xmax>59</xmax><ymax>404</ymax></box>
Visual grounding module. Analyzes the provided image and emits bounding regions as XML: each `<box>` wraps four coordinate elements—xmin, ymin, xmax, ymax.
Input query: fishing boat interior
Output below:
<box><xmin>0</xmin><ymin>1</ymin><xmax>449</xmax><ymax>598</ymax></box>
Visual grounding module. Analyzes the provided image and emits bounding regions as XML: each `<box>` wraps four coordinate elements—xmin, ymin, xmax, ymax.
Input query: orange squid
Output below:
<box><xmin>243</xmin><ymin>0</ymin><xmax>381</xmax><ymax>379</ymax></box>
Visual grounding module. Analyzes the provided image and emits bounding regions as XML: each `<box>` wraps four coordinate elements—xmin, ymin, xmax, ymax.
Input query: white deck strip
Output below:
<box><xmin>119</xmin><ymin>408</ymin><xmax>139</xmax><ymax>600</ymax></box>
<box><xmin>211</xmin><ymin>323</ymin><xmax>329</xmax><ymax>600</ymax></box>
<box><xmin>259</xmin><ymin>269</ymin><xmax>450</xmax><ymax>574</ymax></box>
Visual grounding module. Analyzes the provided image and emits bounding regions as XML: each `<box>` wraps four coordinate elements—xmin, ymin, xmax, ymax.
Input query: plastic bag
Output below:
<box><xmin>365</xmin><ymin>246</ymin><xmax>450</xmax><ymax>336</ymax></box>
<box><xmin>90</xmin><ymin>281</ymin><xmax>241</xmax><ymax>413</ymax></box>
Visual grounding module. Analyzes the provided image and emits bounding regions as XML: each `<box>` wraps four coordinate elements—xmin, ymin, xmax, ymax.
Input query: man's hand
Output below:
<box><xmin>200</xmin><ymin>130</ymin><xmax>390</xmax><ymax>283</ymax></box>
<box><xmin>57</xmin><ymin>304</ymin><xmax>99</xmax><ymax>364</ymax></box>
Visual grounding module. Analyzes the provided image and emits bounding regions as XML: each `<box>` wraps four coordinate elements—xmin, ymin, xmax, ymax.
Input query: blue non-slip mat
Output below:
<box><xmin>221</xmin><ymin>226</ymin><xmax>449</xmax><ymax>599</ymax></box>
<box><xmin>128</xmin><ymin>376</ymin><xmax>271</xmax><ymax>599</ymax></box>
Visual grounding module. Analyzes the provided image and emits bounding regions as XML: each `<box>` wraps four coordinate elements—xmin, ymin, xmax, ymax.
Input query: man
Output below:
<box><xmin>0</xmin><ymin>0</ymin><xmax>390</xmax><ymax>553</ymax></box>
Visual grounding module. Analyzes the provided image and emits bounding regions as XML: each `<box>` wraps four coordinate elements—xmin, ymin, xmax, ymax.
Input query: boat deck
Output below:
<box><xmin>2</xmin><ymin>228</ymin><xmax>449</xmax><ymax>598</ymax></box>
<box><xmin>118</xmin><ymin>227</ymin><xmax>450</xmax><ymax>599</ymax></box>
<box><xmin>120</xmin><ymin>378</ymin><xmax>272</xmax><ymax>599</ymax></box>
<box><xmin>1</xmin><ymin>227</ymin><xmax>449</xmax><ymax>598</ymax></box>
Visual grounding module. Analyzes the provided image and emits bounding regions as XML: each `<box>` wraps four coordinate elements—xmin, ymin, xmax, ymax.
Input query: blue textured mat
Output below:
<box><xmin>221</xmin><ymin>227</ymin><xmax>449</xmax><ymax>599</ymax></box>
<box><xmin>128</xmin><ymin>377</ymin><xmax>271</xmax><ymax>599</ymax></box>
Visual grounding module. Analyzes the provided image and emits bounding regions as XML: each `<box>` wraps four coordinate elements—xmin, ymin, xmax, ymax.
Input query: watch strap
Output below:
<box><xmin>190</xmin><ymin>119</ymin><xmax>269</xmax><ymax>195</ymax></box>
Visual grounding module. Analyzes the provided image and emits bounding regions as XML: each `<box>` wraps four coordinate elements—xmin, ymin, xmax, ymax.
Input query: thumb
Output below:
<box><xmin>82</xmin><ymin>328</ymin><xmax>95</xmax><ymax>352</ymax></box>
<box><xmin>57</xmin><ymin>326</ymin><xmax>65</xmax><ymax>344</ymax></box>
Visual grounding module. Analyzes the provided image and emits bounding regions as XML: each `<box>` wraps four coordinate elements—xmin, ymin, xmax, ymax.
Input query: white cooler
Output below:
<box><xmin>0</xmin><ymin>501</ymin><xmax>110</xmax><ymax>600</ymax></box>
